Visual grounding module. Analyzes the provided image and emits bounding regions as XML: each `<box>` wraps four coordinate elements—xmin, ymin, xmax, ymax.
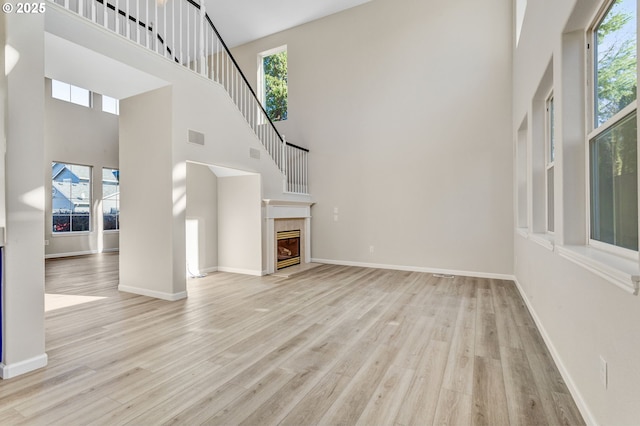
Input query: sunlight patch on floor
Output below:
<box><xmin>45</xmin><ymin>293</ymin><xmax>107</xmax><ymax>312</ymax></box>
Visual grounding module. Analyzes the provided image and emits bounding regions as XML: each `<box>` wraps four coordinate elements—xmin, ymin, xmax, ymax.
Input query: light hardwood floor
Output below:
<box><xmin>0</xmin><ymin>253</ymin><xmax>585</xmax><ymax>425</ymax></box>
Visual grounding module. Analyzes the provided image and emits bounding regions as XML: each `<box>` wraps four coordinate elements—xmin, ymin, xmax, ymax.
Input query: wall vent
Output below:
<box><xmin>188</xmin><ymin>129</ymin><xmax>205</xmax><ymax>145</ymax></box>
<box><xmin>249</xmin><ymin>148</ymin><xmax>261</xmax><ymax>159</ymax></box>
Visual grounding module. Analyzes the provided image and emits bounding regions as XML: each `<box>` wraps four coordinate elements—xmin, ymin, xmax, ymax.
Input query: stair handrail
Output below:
<box><xmin>182</xmin><ymin>0</ymin><xmax>287</xmax><ymax>146</ymax></box>
<box><xmin>51</xmin><ymin>0</ymin><xmax>309</xmax><ymax>193</ymax></box>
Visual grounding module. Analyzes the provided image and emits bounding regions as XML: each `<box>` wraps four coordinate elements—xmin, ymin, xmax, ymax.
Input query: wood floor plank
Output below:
<box><xmin>356</xmin><ymin>364</ymin><xmax>415</xmax><ymax>426</ymax></box>
<box><xmin>472</xmin><ymin>356</ymin><xmax>510</xmax><ymax>426</ymax></box>
<box><xmin>394</xmin><ymin>339</ymin><xmax>450</xmax><ymax>426</ymax></box>
<box><xmin>318</xmin><ymin>343</ymin><xmax>397</xmax><ymax>426</ymax></box>
<box><xmin>441</xmin><ymin>289</ymin><xmax>476</xmax><ymax>396</ymax></box>
<box><xmin>0</xmin><ymin>255</ymin><xmax>586</xmax><ymax>425</ymax></box>
<box><xmin>501</xmin><ymin>346</ymin><xmax>549</xmax><ymax>425</ymax></box>
<box><xmin>433</xmin><ymin>388</ymin><xmax>473</xmax><ymax>426</ymax></box>
<box><xmin>278</xmin><ymin>372</ymin><xmax>353</xmax><ymax>426</ymax></box>
<box><xmin>475</xmin><ymin>312</ymin><xmax>501</xmax><ymax>360</ymax></box>
<box><xmin>205</xmin><ymin>368</ymin><xmax>297</xmax><ymax>424</ymax></box>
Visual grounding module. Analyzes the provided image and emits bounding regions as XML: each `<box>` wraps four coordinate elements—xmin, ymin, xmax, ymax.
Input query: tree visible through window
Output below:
<box><xmin>262</xmin><ymin>48</ymin><xmax>288</xmax><ymax>122</ymax></box>
<box><xmin>590</xmin><ymin>0</ymin><xmax>638</xmax><ymax>251</ymax></box>
<box><xmin>595</xmin><ymin>0</ymin><xmax>637</xmax><ymax>126</ymax></box>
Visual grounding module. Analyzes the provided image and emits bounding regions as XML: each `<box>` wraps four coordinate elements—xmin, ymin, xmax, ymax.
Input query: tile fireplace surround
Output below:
<box><xmin>264</xmin><ymin>200</ymin><xmax>313</xmax><ymax>275</ymax></box>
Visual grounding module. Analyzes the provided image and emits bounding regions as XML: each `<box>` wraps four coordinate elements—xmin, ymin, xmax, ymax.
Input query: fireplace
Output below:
<box><xmin>277</xmin><ymin>230</ymin><xmax>301</xmax><ymax>270</ymax></box>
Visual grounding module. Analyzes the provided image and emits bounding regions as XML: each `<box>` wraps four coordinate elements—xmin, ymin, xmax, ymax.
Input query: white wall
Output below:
<box><xmin>44</xmin><ymin>78</ymin><xmax>119</xmax><ymax>257</ymax></box>
<box><xmin>119</xmin><ymin>86</ymin><xmax>185</xmax><ymax>300</ymax></box>
<box><xmin>1</xmin><ymin>12</ymin><xmax>48</xmax><ymax>378</ymax></box>
<box><xmin>186</xmin><ymin>162</ymin><xmax>218</xmax><ymax>274</ymax></box>
<box><xmin>218</xmin><ymin>175</ymin><xmax>263</xmax><ymax>275</ymax></box>
<box><xmin>513</xmin><ymin>0</ymin><xmax>640</xmax><ymax>424</ymax></box>
<box><xmin>232</xmin><ymin>0</ymin><xmax>514</xmax><ymax>276</ymax></box>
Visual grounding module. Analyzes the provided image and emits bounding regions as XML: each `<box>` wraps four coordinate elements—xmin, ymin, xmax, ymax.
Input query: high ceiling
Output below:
<box><xmin>203</xmin><ymin>0</ymin><xmax>372</xmax><ymax>47</ymax></box>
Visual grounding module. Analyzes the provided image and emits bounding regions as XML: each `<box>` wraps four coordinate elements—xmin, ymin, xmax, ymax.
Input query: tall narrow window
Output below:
<box><xmin>102</xmin><ymin>95</ymin><xmax>119</xmax><ymax>115</ymax></box>
<box><xmin>546</xmin><ymin>93</ymin><xmax>555</xmax><ymax>233</ymax></box>
<box><xmin>589</xmin><ymin>0</ymin><xmax>638</xmax><ymax>251</ymax></box>
<box><xmin>259</xmin><ymin>46</ymin><xmax>288</xmax><ymax>121</ymax></box>
<box><xmin>102</xmin><ymin>168</ymin><xmax>120</xmax><ymax>231</ymax></box>
<box><xmin>52</xmin><ymin>163</ymin><xmax>92</xmax><ymax>233</ymax></box>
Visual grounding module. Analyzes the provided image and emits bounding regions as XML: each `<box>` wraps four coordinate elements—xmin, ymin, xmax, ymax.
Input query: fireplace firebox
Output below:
<box><xmin>277</xmin><ymin>230</ymin><xmax>301</xmax><ymax>269</ymax></box>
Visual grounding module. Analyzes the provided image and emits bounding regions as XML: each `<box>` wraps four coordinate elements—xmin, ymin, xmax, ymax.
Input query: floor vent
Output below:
<box><xmin>433</xmin><ymin>273</ymin><xmax>455</xmax><ymax>279</ymax></box>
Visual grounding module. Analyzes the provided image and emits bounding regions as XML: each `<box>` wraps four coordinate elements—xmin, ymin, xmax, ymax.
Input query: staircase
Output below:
<box><xmin>49</xmin><ymin>0</ymin><xmax>309</xmax><ymax>195</ymax></box>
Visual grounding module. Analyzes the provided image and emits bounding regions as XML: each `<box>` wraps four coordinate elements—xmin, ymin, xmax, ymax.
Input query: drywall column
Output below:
<box><xmin>185</xmin><ymin>163</ymin><xmax>218</xmax><ymax>275</ymax></box>
<box><xmin>218</xmin><ymin>175</ymin><xmax>263</xmax><ymax>275</ymax></box>
<box><xmin>1</xmin><ymin>13</ymin><xmax>48</xmax><ymax>378</ymax></box>
<box><xmin>119</xmin><ymin>86</ymin><xmax>186</xmax><ymax>300</ymax></box>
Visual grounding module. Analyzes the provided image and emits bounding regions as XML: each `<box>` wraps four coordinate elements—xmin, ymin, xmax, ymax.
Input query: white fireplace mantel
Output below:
<box><xmin>263</xmin><ymin>199</ymin><xmax>314</xmax><ymax>275</ymax></box>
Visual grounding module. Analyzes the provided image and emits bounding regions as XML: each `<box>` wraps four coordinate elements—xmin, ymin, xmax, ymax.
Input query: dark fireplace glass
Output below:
<box><xmin>277</xmin><ymin>230</ymin><xmax>301</xmax><ymax>269</ymax></box>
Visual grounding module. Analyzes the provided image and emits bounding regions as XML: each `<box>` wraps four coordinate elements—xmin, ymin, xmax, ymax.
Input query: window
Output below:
<box><xmin>546</xmin><ymin>93</ymin><xmax>555</xmax><ymax>233</ymax></box>
<box><xmin>102</xmin><ymin>95</ymin><xmax>119</xmax><ymax>115</ymax></box>
<box><xmin>589</xmin><ymin>0</ymin><xmax>638</xmax><ymax>252</ymax></box>
<box><xmin>259</xmin><ymin>46</ymin><xmax>288</xmax><ymax>122</ymax></box>
<box><xmin>51</xmin><ymin>79</ymin><xmax>91</xmax><ymax>107</ymax></box>
<box><xmin>516</xmin><ymin>117</ymin><xmax>528</xmax><ymax>231</ymax></box>
<box><xmin>516</xmin><ymin>0</ymin><xmax>528</xmax><ymax>46</ymax></box>
<box><xmin>102</xmin><ymin>168</ymin><xmax>120</xmax><ymax>231</ymax></box>
<box><xmin>52</xmin><ymin>163</ymin><xmax>92</xmax><ymax>233</ymax></box>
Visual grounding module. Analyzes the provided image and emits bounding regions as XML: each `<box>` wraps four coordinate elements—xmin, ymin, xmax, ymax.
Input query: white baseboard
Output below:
<box><xmin>0</xmin><ymin>353</ymin><xmax>48</xmax><ymax>379</ymax></box>
<box><xmin>200</xmin><ymin>266</ymin><xmax>218</xmax><ymax>274</ymax></box>
<box><xmin>513</xmin><ymin>278</ymin><xmax>598</xmax><ymax>426</ymax></box>
<box><xmin>102</xmin><ymin>248</ymin><xmax>120</xmax><ymax>253</ymax></box>
<box><xmin>311</xmin><ymin>258</ymin><xmax>515</xmax><ymax>281</ymax></box>
<box><xmin>217</xmin><ymin>266</ymin><xmax>264</xmax><ymax>276</ymax></box>
<box><xmin>118</xmin><ymin>285</ymin><xmax>187</xmax><ymax>301</ymax></box>
<box><xmin>45</xmin><ymin>250</ymin><xmax>98</xmax><ymax>259</ymax></box>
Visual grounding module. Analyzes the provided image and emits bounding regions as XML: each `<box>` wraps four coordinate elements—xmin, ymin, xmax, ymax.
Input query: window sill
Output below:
<box><xmin>51</xmin><ymin>231</ymin><xmax>92</xmax><ymax>237</ymax></box>
<box><xmin>529</xmin><ymin>232</ymin><xmax>554</xmax><ymax>251</ymax></box>
<box><xmin>516</xmin><ymin>228</ymin><xmax>529</xmax><ymax>239</ymax></box>
<box><xmin>556</xmin><ymin>245</ymin><xmax>640</xmax><ymax>295</ymax></box>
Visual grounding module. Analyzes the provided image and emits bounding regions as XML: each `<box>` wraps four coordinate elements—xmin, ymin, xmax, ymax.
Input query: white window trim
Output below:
<box><xmin>585</xmin><ymin>0</ymin><xmax>638</xmax><ymax>254</ymax></box>
<box><xmin>257</xmin><ymin>45</ymin><xmax>287</xmax><ymax>122</ymax></box>
<box><xmin>102</xmin><ymin>167</ymin><xmax>120</xmax><ymax>232</ymax></box>
<box><xmin>585</xmin><ymin>107</ymin><xmax>638</xmax><ymax>255</ymax></box>
<box><xmin>51</xmin><ymin>79</ymin><xmax>92</xmax><ymax>108</ymax></box>
<box><xmin>557</xmin><ymin>245</ymin><xmax>640</xmax><ymax>295</ymax></box>
<box><xmin>566</xmin><ymin>0</ymin><xmax>640</xmax><ymax>296</ymax></box>
<box><xmin>102</xmin><ymin>94</ymin><xmax>119</xmax><ymax>115</ymax></box>
<box><xmin>545</xmin><ymin>90</ymin><xmax>555</xmax><ymax>235</ymax></box>
<box><xmin>52</xmin><ymin>162</ymin><xmax>93</xmax><ymax>234</ymax></box>
<box><xmin>529</xmin><ymin>232</ymin><xmax>555</xmax><ymax>251</ymax></box>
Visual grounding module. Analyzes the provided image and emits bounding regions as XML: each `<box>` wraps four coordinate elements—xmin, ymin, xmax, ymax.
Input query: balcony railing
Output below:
<box><xmin>50</xmin><ymin>0</ymin><xmax>309</xmax><ymax>194</ymax></box>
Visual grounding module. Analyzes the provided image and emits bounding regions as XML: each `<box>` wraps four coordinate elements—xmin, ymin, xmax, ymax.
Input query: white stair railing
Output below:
<box><xmin>50</xmin><ymin>0</ymin><xmax>309</xmax><ymax>195</ymax></box>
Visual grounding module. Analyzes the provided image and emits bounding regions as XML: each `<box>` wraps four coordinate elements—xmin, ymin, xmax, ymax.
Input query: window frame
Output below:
<box><xmin>585</xmin><ymin>0</ymin><xmax>638</xmax><ymax>258</ymax></box>
<box><xmin>545</xmin><ymin>90</ymin><xmax>555</xmax><ymax>234</ymax></box>
<box><xmin>51</xmin><ymin>79</ymin><xmax>92</xmax><ymax>108</ymax></box>
<box><xmin>51</xmin><ymin>162</ymin><xmax>93</xmax><ymax>234</ymax></box>
<box><xmin>257</xmin><ymin>45</ymin><xmax>288</xmax><ymax>123</ymax></box>
<box><xmin>102</xmin><ymin>95</ymin><xmax>120</xmax><ymax>115</ymax></box>
<box><xmin>102</xmin><ymin>167</ymin><xmax>120</xmax><ymax>232</ymax></box>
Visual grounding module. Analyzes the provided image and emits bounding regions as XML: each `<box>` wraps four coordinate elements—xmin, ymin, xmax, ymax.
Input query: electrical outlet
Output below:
<box><xmin>600</xmin><ymin>356</ymin><xmax>608</xmax><ymax>389</ymax></box>
<box><xmin>333</xmin><ymin>214</ymin><xmax>338</xmax><ymax>222</ymax></box>
<box><xmin>44</xmin><ymin>240</ymin><xmax>49</xmax><ymax>246</ymax></box>
<box><xmin>369</xmin><ymin>245</ymin><xmax>374</xmax><ymax>253</ymax></box>
<box><xmin>333</xmin><ymin>207</ymin><xmax>339</xmax><ymax>214</ymax></box>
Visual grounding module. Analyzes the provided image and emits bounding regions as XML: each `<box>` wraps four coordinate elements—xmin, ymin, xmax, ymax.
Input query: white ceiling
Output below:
<box><xmin>203</xmin><ymin>0</ymin><xmax>372</xmax><ymax>47</ymax></box>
